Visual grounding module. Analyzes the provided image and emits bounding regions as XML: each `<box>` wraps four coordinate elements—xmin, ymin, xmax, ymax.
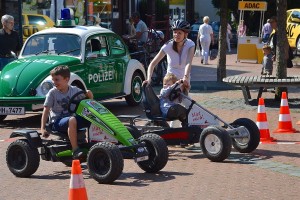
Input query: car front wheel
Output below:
<box><xmin>125</xmin><ymin>72</ymin><xmax>143</xmax><ymax>106</ymax></box>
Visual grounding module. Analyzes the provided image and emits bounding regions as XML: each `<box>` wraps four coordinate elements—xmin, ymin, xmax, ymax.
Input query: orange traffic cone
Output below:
<box><xmin>69</xmin><ymin>160</ymin><xmax>88</xmax><ymax>200</ymax></box>
<box><xmin>256</xmin><ymin>98</ymin><xmax>276</xmax><ymax>142</ymax></box>
<box><xmin>273</xmin><ymin>92</ymin><xmax>297</xmax><ymax>133</ymax></box>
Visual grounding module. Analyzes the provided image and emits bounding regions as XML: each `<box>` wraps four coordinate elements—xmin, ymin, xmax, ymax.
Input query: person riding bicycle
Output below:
<box><xmin>143</xmin><ymin>20</ymin><xmax>195</xmax><ymax>91</ymax></box>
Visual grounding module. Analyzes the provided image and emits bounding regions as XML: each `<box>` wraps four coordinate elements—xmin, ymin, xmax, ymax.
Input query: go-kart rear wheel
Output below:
<box><xmin>137</xmin><ymin>133</ymin><xmax>168</xmax><ymax>173</ymax></box>
<box><xmin>6</xmin><ymin>139</ymin><xmax>40</xmax><ymax>177</ymax></box>
<box><xmin>200</xmin><ymin>126</ymin><xmax>232</xmax><ymax>162</ymax></box>
<box><xmin>87</xmin><ymin>142</ymin><xmax>124</xmax><ymax>184</ymax></box>
<box><xmin>230</xmin><ymin>118</ymin><xmax>260</xmax><ymax>153</ymax></box>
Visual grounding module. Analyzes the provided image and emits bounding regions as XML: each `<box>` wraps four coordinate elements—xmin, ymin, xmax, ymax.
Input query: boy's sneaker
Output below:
<box><xmin>72</xmin><ymin>148</ymin><xmax>85</xmax><ymax>159</ymax></box>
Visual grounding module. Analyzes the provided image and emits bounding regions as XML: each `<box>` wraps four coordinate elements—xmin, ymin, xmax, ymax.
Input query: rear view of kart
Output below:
<box><xmin>6</xmin><ymin>91</ymin><xmax>168</xmax><ymax>184</ymax></box>
<box><xmin>120</xmin><ymin>84</ymin><xmax>260</xmax><ymax>162</ymax></box>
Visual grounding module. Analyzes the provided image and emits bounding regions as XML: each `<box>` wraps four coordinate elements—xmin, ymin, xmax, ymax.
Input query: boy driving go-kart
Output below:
<box><xmin>6</xmin><ymin>66</ymin><xmax>169</xmax><ymax>184</ymax></box>
<box><xmin>40</xmin><ymin>65</ymin><xmax>93</xmax><ymax>159</ymax></box>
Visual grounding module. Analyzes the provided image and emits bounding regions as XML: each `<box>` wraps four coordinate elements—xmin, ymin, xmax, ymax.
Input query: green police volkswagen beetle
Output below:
<box><xmin>0</xmin><ymin>23</ymin><xmax>146</xmax><ymax>122</ymax></box>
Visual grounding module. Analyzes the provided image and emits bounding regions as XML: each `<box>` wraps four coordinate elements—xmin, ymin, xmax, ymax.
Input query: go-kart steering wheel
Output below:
<box><xmin>68</xmin><ymin>90</ymin><xmax>87</xmax><ymax>113</ymax></box>
<box><xmin>169</xmin><ymin>83</ymin><xmax>182</xmax><ymax>101</ymax></box>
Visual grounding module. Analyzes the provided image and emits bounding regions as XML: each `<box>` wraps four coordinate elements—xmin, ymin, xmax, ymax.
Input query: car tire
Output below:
<box><xmin>200</xmin><ymin>126</ymin><xmax>232</xmax><ymax>162</ymax></box>
<box><xmin>0</xmin><ymin>115</ymin><xmax>7</xmax><ymax>122</ymax></box>
<box><xmin>125</xmin><ymin>72</ymin><xmax>143</xmax><ymax>106</ymax></box>
<box><xmin>230</xmin><ymin>118</ymin><xmax>260</xmax><ymax>153</ymax></box>
<box><xmin>137</xmin><ymin>133</ymin><xmax>168</xmax><ymax>173</ymax></box>
<box><xmin>87</xmin><ymin>142</ymin><xmax>124</xmax><ymax>184</ymax></box>
<box><xmin>6</xmin><ymin>139</ymin><xmax>40</xmax><ymax>177</ymax></box>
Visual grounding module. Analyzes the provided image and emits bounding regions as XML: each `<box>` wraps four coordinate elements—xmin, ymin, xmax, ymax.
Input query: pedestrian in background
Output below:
<box><xmin>0</xmin><ymin>14</ymin><xmax>21</xmax><ymax>70</ymax></box>
<box><xmin>227</xmin><ymin>23</ymin><xmax>232</xmax><ymax>53</ymax></box>
<box><xmin>261</xmin><ymin>45</ymin><xmax>273</xmax><ymax>75</ymax></box>
<box><xmin>262</xmin><ymin>19</ymin><xmax>272</xmax><ymax>43</ymax></box>
<box><xmin>238</xmin><ymin>20</ymin><xmax>247</xmax><ymax>37</ymax></box>
<box><xmin>197</xmin><ymin>16</ymin><xmax>214</xmax><ymax>65</ymax></box>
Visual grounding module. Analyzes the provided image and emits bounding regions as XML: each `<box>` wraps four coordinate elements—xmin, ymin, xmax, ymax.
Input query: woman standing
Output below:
<box><xmin>197</xmin><ymin>16</ymin><xmax>214</xmax><ymax>65</ymax></box>
<box><xmin>144</xmin><ymin>20</ymin><xmax>195</xmax><ymax>90</ymax></box>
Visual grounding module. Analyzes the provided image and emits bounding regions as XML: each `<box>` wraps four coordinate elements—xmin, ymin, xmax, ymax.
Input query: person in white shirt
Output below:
<box><xmin>143</xmin><ymin>20</ymin><xmax>195</xmax><ymax>92</ymax></box>
<box><xmin>130</xmin><ymin>12</ymin><xmax>148</xmax><ymax>45</ymax></box>
<box><xmin>197</xmin><ymin>16</ymin><xmax>214</xmax><ymax>65</ymax></box>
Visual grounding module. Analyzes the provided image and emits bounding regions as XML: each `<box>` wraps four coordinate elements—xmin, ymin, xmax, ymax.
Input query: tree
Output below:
<box><xmin>217</xmin><ymin>0</ymin><xmax>227</xmax><ymax>81</ymax></box>
<box><xmin>275</xmin><ymin>0</ymin><xmax>288</xmax><ymax>100</ymax></box>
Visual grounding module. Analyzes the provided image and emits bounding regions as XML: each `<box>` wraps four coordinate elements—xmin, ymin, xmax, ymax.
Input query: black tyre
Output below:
<box><xmin>87</xmin><ymin>142</ymin><xmax>124</xmax><ymax>184</ymax></box>
<box><xmin>6</xmin><ymin>139</ymin><xmax>40</xmax><ymax>177</ymax></box>
<box><xmin>125</xmin><ymin>72</ymin><xmax>143</xmax><ymax>106</ymax></box>
<box><xmin>125</xmin><ymin>125</ymin><xmax>142</xmax><ymax>139</ymax></box>
<box><xmin>137</xmin><ymin>133</ymin><xmax>168</xmax><ymax>173</ymax></box>
<box><xmin>230</xmin><ymin>118</ymin><xmax>260</xmax><ymax>153</ymax></box>
<box><xmin>200</xmin><ymin>126</ymin><xmax>232</xmax><ymax>162</ymax></box>
<box><xmin>145</xmin><ymin>120</ymin><xmax>170</xmax><ymax>128</ymax></box>
<box><xmin>0</xmin><ymin>115</ymin><xmax>7</xmax><ymax>122</ymax></box>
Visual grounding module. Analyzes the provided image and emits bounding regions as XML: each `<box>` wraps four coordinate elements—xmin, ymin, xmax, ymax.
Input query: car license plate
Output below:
<box><xmin>135</xmin><ymin>156</ymin><xmax>149</xmax><ymax>163</ymax></box>
<box><xmin>0</xmin><ymin>107</ymin><xmax>25</xmax><ymax>115</ymax></box>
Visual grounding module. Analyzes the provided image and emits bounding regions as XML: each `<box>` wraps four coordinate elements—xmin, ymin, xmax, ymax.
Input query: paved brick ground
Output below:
<box><xmin>1</xmin><ymin>50</ymin><xmax>300</xmax><ymax>200</ymax></box>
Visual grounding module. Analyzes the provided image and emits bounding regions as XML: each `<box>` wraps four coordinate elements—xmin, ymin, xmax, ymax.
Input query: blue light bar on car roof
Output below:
<box><xmin>56</xmin><ymin>8</ymin><xmax>75</xmax><ymax>27</ymax></box>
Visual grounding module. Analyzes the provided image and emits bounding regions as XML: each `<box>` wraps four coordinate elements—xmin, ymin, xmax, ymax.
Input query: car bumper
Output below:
<box><xmin>0</xmin><ymin>97</ymin><xmax>45</xmax><ymax>105</ymax></box>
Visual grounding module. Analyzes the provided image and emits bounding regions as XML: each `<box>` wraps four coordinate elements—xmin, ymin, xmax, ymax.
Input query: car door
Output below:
<box><xmin>84</xmin><ymin>34</ymin><xmax>116</xmax><ymax>98</ymax></box>
<box><xmin>287</xmin><ymin>10</ymin><xmax>300</xmax><ymax>48</ymax></box>
<box><xmin>107</xmin><ymin>34</ymin><xmax>128</xmax><ymax>94</ymax></box>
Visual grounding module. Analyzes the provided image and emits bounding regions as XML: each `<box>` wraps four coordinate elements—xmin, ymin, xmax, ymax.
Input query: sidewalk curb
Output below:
<box><xmin>190</xmin><ymin>81</ymin><xmax>238</xmax><ymax>91</ymax></box>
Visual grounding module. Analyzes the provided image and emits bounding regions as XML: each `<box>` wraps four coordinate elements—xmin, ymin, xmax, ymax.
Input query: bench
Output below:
<box><xmin>222</xmin><ymin>75</ymin><xmax>300</xmax><ymax>104</ymax></box>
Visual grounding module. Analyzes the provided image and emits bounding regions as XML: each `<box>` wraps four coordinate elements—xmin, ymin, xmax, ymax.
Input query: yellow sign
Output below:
<box><xmin>238</xmin><ymin>1</ymin><xmax>267</xmax><ymax>11</ymax></box>
<box><xmin>170</xmin><ymin>0</ymin><xmax>185</xmax><ymax>5</ymax></box>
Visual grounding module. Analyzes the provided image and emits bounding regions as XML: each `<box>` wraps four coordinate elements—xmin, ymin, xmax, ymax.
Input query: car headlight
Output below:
<box><xmin>41</xmin><ymin>81</ymin><xmax>53</xmax><ymax>95</ymax></box>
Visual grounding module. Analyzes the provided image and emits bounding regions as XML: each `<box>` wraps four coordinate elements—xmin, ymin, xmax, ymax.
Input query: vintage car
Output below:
<box><xmin>287</xmin><ymin>9</ymin><xmax>300</xmax><ymax>51</ymax></box>
<box><xmin>0</xmin><ymin>21</ymin><xmax>146</xmax><ymax>122</ymax></box>
<box><xmin>22</xmin><ymin>13</ymin><xmax>55</xmax><ymax>42</ymax></box>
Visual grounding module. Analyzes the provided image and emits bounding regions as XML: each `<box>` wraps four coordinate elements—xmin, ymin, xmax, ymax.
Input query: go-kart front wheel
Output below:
<box><xmin>200</xmin><ymin>126</ymin><xmax>232</xmax><ymax>162</ymax></box>
<box><xmin>87</xmin><ymin>142</ymin><xmax>124</xmax><ymax>184</ymax></box>
<box><xmin>6</xmin><ymin>139</ymin><xmax>40</xmax><ymax>177</ymax></box>
<box><xmin>230</xmin><ymin>118</ymin><xmax>260</xmax><ymax>153</ymax></box>
<box><xmin>137</xmin><ymin>134</ymin><xmax>168</xmax><ymax>173</ymax></box>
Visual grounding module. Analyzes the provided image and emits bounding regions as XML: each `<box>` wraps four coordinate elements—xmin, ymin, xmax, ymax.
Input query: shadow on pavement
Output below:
<box><xmin>248</xmin><ymin>98</ymin><xmax>300</xmax><ymax>109</ymax></box>
<box><xmin>112</xmin><ymin>171</ymin><xmax>193</xmax><ymax>187</ymax></box>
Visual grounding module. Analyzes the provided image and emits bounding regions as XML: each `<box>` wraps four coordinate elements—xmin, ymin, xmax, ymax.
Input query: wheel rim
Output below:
<box><xmin>8</xmin><ymin>146</ymin><xmax>27</xmax><ymax>170</ymax></box>
<box><xmin>90</xmin><ymin>150</ymin><xmax>110</xmax><ymax>175</ymax></box>
<box><xmin>132</xmin><ymin>76</ymin><xmax>142</xmax><ymax>102</ymax></box>
<box><xmin>234</xmin><ymin>127</ymin><xmax>251</xmax><ymax>146</ymax></box>
<box><xmin>140</xmin><ymin>140</ymin><xmax>156</xmax><ymax>167</ymax></box>
<box><xmin>297</xmin><ymin>39</ymin><xmax>300</xmax><ymax>51</ymax></box>
<box><xmin>204</xmin><ymin>134</ymin><xmax>222</xmax><ymax>154</ymax></box>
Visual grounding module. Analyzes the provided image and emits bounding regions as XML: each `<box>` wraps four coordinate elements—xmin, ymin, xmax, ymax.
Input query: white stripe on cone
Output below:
<box><xmin>279</xmin><ymin>114</ymin><xmax>291</xmax><ymax>122</ymax></box>
<box><xmin>70</xmin><ymin>174</ymin><xmax>85</xmax><ymax>189</ymax></box>
<box><xmin>256</xmin><ymin>121</ymin><xmax>269</xmax><ymax>129</ymax></box>
<box><xmin>281</xmin><ymin>99</ymin><xmax>288</xmax><ymax>106</ymax></box>
<box><xmin>257</xmin><ymin>105</ymin><xmax>266</xmax><ymax>113</ymax></box>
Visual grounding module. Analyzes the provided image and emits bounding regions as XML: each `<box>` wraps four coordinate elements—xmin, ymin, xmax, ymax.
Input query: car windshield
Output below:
<box><xmin>22</xmin><ymin>34</ymin><xmax>81</xmax><ymax>57</ymax></box>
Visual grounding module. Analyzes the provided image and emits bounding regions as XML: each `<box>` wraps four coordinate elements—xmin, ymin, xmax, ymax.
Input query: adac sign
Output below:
<box><xmin>238</xmin><ymin>1</ymin><xmax>267</xmax><ymax>11</ymax></box>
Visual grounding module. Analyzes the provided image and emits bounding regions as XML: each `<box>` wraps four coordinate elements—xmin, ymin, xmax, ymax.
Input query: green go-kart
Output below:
<box><xmin>6</xmin><ymin>91</ymin><xmax>169</xmax><ymax>184</ymax></box>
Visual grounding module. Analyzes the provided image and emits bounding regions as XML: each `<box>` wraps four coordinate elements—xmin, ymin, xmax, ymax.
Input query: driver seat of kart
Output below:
<box><xmin>142</xmin><ymin>84</ymin><xmax>174</xmax><ymax>122</ymax></box>
<box><xmin>45</xmin><ymin>117</ymin><xmax>87</xmax><ymax>142</ymax></box>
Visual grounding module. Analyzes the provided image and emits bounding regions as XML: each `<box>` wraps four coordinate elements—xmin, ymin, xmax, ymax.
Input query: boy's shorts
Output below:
<box><xmin>51</xmin><ymin>115</ymin><xmax>91</xmax><ymax>134</ymax></box>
